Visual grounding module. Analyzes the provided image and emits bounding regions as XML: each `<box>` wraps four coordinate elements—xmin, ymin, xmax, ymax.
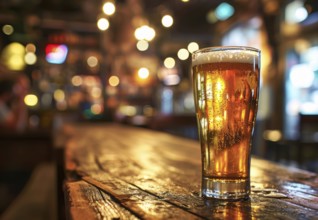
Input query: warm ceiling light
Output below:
<box><xmin>136</xmin><ymin>40</ymin><xmax>149</xmax><ymax>51</ymax></box>
<box><xmin>109</xmin><ymin>75</ymin><xmax>120</xmax><ymax>87</ymax></box>
<box><xmin>102</xmin><ymin>2</ymin><xmax>116</xmax><ymax>15</ymax></box>
<box><xmin>97</xmin><ymin>18</ymin><xmax>109</xmax><ymax>31</ymax></box>
<box><xmin>161</xmin><ymin>15</ymin><xmax>174</xmax><ymax>28</ymax></box>
<box><xmin>138</xmin><ymin>67</ymin><xmax>150</xmax><ymax>79</ymax></box>
<box><xmin>87</xmin><ymin>56</ymin><xmax>98</xmax><ymax>67</ymax></box>
<box><xmin>134</xmin><ymin>25</ymin><xmax>156</xmax><ymax>41</ymax></box>
<box><xmin>177</xmin><ymin>48</ymin><xmax>189</xmax><ymax>60</ymax></box>
<box><xmin>187</xmin><ymin>42</ymin><xmax>199</xmax><ymax>53</ymax></box>
<box><xmin>164</xmin><ymin>57</ymin><xmax>175</xmax><ymax>69</ymax></box>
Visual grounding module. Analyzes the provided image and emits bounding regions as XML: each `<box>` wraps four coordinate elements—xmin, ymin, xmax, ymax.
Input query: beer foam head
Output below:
<box><xmin>192</xmin><ymin>46</ymin><xmax>260</xmax><ymax>66</ymax></box>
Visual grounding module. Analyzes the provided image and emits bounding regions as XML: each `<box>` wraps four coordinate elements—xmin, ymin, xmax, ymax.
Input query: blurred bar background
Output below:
<box><xmin>0</xmin><ymin>0</ymin><xmax>317</xmax><ymax>217</ymax></box>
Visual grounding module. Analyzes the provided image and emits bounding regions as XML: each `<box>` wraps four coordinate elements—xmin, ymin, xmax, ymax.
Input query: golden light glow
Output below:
<box><xmin>24</xmin><ymin>52</ymin><xmax>37</xmax><ymax>65</ymax></box>
<box><xmin>102</xmin><ymin>2</ymin><xmax>116</xmax><ymax>15</ymax></box>
<box><xmin>138</xmin><ymin>67</ymin><xmax>150</xmax><ymax>79</ymax></box>
<box><xmin>134</xmin><ymin>25</ymin><xmax>156</xmax><ymax>41</ymax></box>
<box><xmin>109</xmin><ymin>75</ymin><xmax>120</xmax><ymax>87</ymax></box>
<box><xmin>24</xmin><ymin>94</ymin><xmax>38</xmax><ymax>107</ymax></box>
<box><xmin>161</xmin><ymin>15</ymin><xmax>174</xmax><ymax>28</ymax></box>
<box><xmin>177</xmin><ymin>48</ymin><xmax>189</xmax><ymax>60</ymax></box>
<box><xmin>136</xmin><ymin>40</ymin><xmax>149</xmax><ymax>51</ymax></box>
<box><xmin>71</xmin><ymin>75</ymin><xmax>83</xmax><ymax>86</ymax></box>
<box><xmin>1</xmin><ymin>42</ymin><xmax>25</xmax><ymax>71</ymax></box>
<box><xmin>54</xmin><ymin>89</ymin><xmax>65</xmax><ymax>102</ymax></box>
<box><xmin>119</xmin><ymin>105</ymin><xmax>137</xmax><ymax>116</ymax></box>
<box><xmin>187</xmin><ymin>42</ymin><xmax>199</xmax><ymax>53</ymax></box>
<box><xmin>164</xmin><ymin>57</ymin><xmax>175</xmax><ymax>69</ymax></box>
<box><xmin>263</xmin><ymin>130</ymin><xmax>282</xmax><ymax>142</ymax></box>
<box><xmin>87</xmin><ymin>56</ymin><xmax>98</xmax><ymax>67</ymax></box>
<box><xmin>97</xmin><ymin>18</ymin><xmax>110</xmax><ymax>31</ymax></box>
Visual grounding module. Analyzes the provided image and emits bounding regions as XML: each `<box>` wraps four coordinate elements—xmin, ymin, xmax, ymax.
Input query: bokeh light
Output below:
<box><xmin>215</xmin><ymin>2</ymin><xmax>235</xmax><ymax>21</ymax></box>
<box><xmin>286</xmin><ymin>0</ymin><xmax>308</xmax><ymax>23</ymax></box>
<box><xmin>25</xmin><ymin>43</ymin><xmax>36</xmax><ymax>53</ymax></box>
<box><xmin>91</xmin><ymin>103</ymin><xmax>103</xmax><ymax>114</ymax></box>
<box><xmin>24</xmin><ymin>52</ymin><xmax>37</xmax><ymax>65</ymax></box>
<box><xmin>161</xmin><ymin>15</ymin><xmax>174</xmax><ymax>28</ymax></box>
<box><xmin>109</xmin><ymin>75</ymin><xmax>120</xmax><ymax>87</ymax></box>
<box><xmin>177</xmin><ymin>48</ymin><xmax>190</xmax><ymax>60</ymax></box>
<box><xmin>1</xmin><ymin>42</ymin><xmax>25</xmax><ymax>71</ymax></box>
<box><xmin>134</xmin><ymin>25</ymin><xmax>156</xmax><ymax>41</ymax></box>
<box><xmin>164</xmin><ymin>57</ymin><xmax>175</xmax><ymax>69</ymax></box>
<box><xmin>72</xmin><ymin>75</ymin><xmax>83</xmax><ymax>86</ymax></box>
<box><xmin>24</xmin><ymin>94</ymin><xmax>38</xmax><ymax>107</ymax></box>
<box><xmin>102</xmin><ymin>2</ymin><xmax>116</xmax><ymax>15</ymax></box>
<box><xmin>54</xmin><ymin>89</ymin><xmax>65</xmax><ymax>102</ymax></box>
<box><xmin>97</xmin><ymin>18</ymin><xmax>110</xmax><ymax>31</ymax></box>
<box><xmin>136</xmin><ymin>40</ymin><xmax>149</xmax><ymax>51</ymax></box>
<box><xmin>187</xmin><ymin>42</ymin><xmax>199</xmax><ymax>53</ymax></box>
<box><xmin>2</xmin><ymin>25</ymin><xmax>14</xmax><ymax>35</ymax></box>
<box><xmin>87</xmin><ymin>56</ymin><xmax>99</xmax><ymax>67</ymax></box>
<box><xmin>138</xmin><ymin>67</ymin><xmax>150</xmax><ymax>79</ymax></box>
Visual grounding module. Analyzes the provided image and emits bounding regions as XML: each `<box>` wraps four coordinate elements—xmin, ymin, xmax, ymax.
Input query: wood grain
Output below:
<box><xmin>62</xmin><ymin>123</ymin><xmax>318</xmax><ymax>220</ymax></box>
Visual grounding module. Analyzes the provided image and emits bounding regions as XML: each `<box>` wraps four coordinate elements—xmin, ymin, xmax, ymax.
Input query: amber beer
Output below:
<box><xmin>192</xmin><ymin>47</ymin><xmax>260</xmax><ymax>200</ymax></box>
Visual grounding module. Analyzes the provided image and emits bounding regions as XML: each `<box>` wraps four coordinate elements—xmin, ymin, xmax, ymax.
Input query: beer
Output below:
<box><xmin>192</xmin><ymin>47</ymin><xmax>260</xmax><ymax>199</ymax></box>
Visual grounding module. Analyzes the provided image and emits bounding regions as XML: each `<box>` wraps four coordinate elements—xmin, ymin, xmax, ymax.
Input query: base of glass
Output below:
<box><xmin>201</xmin><ymin>177</ymin><xmax>250</xmax><ymax>200</ymax></box>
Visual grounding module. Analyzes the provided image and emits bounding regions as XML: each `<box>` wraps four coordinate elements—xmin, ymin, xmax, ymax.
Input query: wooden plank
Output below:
<box><xmin>64</xmin><ymin>123</ymin><xmax>318</xmax><ymax>219</ymax></box>
<box><xmin>82</xmin><ymin>175</ymin><xmax>202</xmax><ymax>220</ymax></box>
<box><xmin>78</xmin><ymin>169</ymin><xmax>318</xmax><ymax>220</ymax></box>
<box><xmin>64</xmin><ymin>181</ymin><xmax>139</xmax><ymax>220</ymax></box>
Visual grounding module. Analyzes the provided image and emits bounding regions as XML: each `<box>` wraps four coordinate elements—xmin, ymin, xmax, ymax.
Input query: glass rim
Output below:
<box><xmin>192</xmin><ymin>46</ymin><xmax>260</xmax><ymax>55</ymax></box>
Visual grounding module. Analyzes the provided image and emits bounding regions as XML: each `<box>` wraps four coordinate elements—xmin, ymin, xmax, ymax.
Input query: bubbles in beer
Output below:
<box><xmin>193</xmin><ymin>60</ymin><xmax>259</xmax><ymax>179</ymax></box>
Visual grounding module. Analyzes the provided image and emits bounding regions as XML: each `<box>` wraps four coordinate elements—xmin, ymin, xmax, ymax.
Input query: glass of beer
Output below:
<box><xmin>192</xmin><ymin>46</ymin><xmax>260</xmax><ymax>200</ymax></box>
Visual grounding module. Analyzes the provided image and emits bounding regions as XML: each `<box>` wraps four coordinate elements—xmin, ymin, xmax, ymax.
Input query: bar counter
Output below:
<box><xmin>59</xmin><ymin>123</ymin><xmax>318</xmax><ymax>219</ymax></box>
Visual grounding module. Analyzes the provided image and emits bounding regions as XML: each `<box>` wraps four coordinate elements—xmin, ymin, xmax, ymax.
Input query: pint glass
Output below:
<box><xmin>192</xmin><ymin>46</ymin><xmax>260</xmax><ymax>200</ymax></box>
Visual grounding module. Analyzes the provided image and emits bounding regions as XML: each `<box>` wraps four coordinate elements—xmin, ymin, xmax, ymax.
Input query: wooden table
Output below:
<box><xmin>60</xmin><ymin>123</ymin><xmax>318</xmax><ymax>220</ymax></box>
